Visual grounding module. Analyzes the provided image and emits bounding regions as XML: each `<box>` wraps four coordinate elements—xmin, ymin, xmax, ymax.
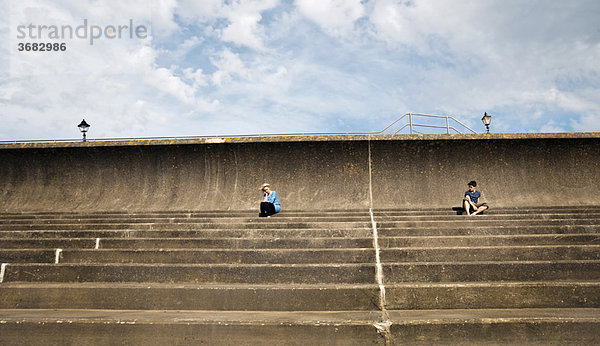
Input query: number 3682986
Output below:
<box><xmin>18</xmin><ymin>43</ymin><xmax>67</xmax><ymax>52</ymax></box>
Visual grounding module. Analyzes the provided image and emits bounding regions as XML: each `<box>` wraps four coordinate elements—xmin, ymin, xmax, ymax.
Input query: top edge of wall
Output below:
<box><xmin>1</xmin><ymin>132</ymin><xmax>599</xmax><ymax>150</ymax></box>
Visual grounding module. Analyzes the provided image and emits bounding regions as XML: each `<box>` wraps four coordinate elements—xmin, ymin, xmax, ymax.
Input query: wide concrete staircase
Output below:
<box><xmin>0</xmin><ymin>207</ymin><xmax>599</xmax><ymax>344</ymax></box>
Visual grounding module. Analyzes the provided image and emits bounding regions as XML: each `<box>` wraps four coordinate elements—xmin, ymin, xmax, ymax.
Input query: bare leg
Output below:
<box><xmin>463</xmin><ymin>199</ymin><xmax>471</xmax><ymax>216</ymax></box>
<box><xmin>472</xmin><ymin>205</ymin><xmax>488</xmax><ymax>215</ymax></box>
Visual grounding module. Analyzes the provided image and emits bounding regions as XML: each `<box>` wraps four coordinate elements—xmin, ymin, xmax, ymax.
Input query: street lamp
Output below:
<box><xmin>78</xmin><ymin>119</ymin><xmax>90</xmax><ymax>142</ymax></box>
<box><xmin>481</xmin><ymin>112</ymin><xmax>492</xmax><ymax>134</ymax></box>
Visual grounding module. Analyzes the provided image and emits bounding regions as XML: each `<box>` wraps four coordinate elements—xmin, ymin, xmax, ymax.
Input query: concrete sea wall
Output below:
<box><xmin>0</xmin><ymin>134</ymin><xmax>598</xmax><ymax>211</ymax></box>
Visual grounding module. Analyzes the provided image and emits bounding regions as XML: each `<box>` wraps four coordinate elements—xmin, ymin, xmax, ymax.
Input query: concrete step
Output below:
<box><xmin>0</xmin><ymin>309</ymin><xmax>384</xmax><ymax>346</ymax></box>
<box><xmin>375</xmin><ymin>208</ymin><xmax>600</xmax><ymax>217</ymax></box>
<box><xmin>57</xmin><ymin>249</ymin><xmax>376</xmax><ymax>264</ymax></box>
<box><xmin>383</xmin><ymin>261</ymin><xmax>600</xmax><ymax>282</ymax></box>
<box><xmin>2</xmin><ymin>224</ymin><xmax>597</xmax><ymax>238</ymax></box>
<box><xmin>65</xmin><ymin>246</ymin><xmax>600</xmax><ymax>263</ymax></box>
<box><xmin>2</xmin><ymin>212</ymin><xmax>598</xmax><ymax>225</ymax></box>
<box><xmin>0</xmin><ymin>209</ymin><xmax>370</xmax><ymax>218</ymax></box>
<box><xmin>1</xmin><ymin>263</ymin><xmax>376</xmax><ymax>284</ymax></box>
<box><xmin>0</xmin><ymin>221</ymin><xmax>374</xmax><ymax>231</ymax></box>
<box><xmin>379</xmin><ymin>234</ymin><xmax>600</xmax><ymax>247</ymax></box>
<box><xmin>376</xmin><ymin>218</ymin><xmax>600</xmax><ymax>228</ymax></box>
<box><xmin>3</xmin><ymin>261</ymin><xmax>597</xmax><ymax>284</ymax></box>
<box><xmin>0</xmin><ymin>228</ymin><xmax>375</xmax><ymax>239</ymax></box>
<box><xmin>2</xmin><ymin>206</ymin><xmax>599</xmax><ymax>219</ymax></box>
<box><xmin>0</xmin><ymin>309</ymin><xmax>598</xmax><ymax>345</ymax></box>
<box><xmin>385</xmin><ymin>308</ymin><xmax>600</xmax><ymax>344</ymax></box>
<box><xmin>376</xmin><ymin>206</ymin><xmax>600</xmax><ymax>213</ymax></box>
<box><xmin>0</xmin><ymin>206</ymin><xmax>597</xmax><ymax>345</ymax></box>
<box><xmin>2</xmin><ymin>214</ymin><xmax>598</xmax><ymax>228</ymax></box>
<box><xmin>385</xmin><ymin>282</ymin><xmax>600</xmax><ymax>309</ymax></box>
<box><xmin>380</xmin><ymin>245</ymin><xmax>600</xmax><ymax>262</ymax></box>
<box><xmin>1</xmin><ymin>282</ymin><xmax>597</xmax><ymax>311</ymax></box>
<box><xmin>3</xmin><ymin>246</ymin><xmax>595</xmax><ymax>264</ymax></box>
<box><xmin>0</xmin><ymin>237</ymin><xmax>375</xmax><ymax>249</ymax></box>
<box><xmin>0</xmin><ymin>208</ymin><xmax>514</xmax><ymax>218</ymax></box>
<box><xmin>0</xmin><ymin>212</ymin><xmax>368</xmax><ymax>219</ymax></box>
<box><xmin>0</xmin><ymin>282</ymin><xmax>380</xmax><ymax>311</ymax></box>
<box><xmin>99</xmin><ymin>237</ymin><xmax>373</xmax><ymax>249</ymax></box>
<box><xmin>374</xmin><ymin>213</ymin><xmax>600</xmax><ymax>221</ymax></box>
<box><xmin>378</xmin><ymin>224</ymin><xmax>599</xmax><ymax>236</ymax></box>
<box><xmin>0</xmin><ymin>238</ymin><xmax>97</xmax><ymax>249</ymax></box>
<box><xmin>0</xmin><ymin>250</ymin><xmax>55</xmax><ymax>263</ymax></box>
<box><xmin>369</xmin><ymin>206</ymin><xmax>593</xmax><ymax>214</ymax></box>
<box><xmin>2</xmin><ymin>234</ymin><xmax>595</xmax><ymax>250</ymax></box>
<box><xmin>0</xmin><ymin>216</ymin><xmax>373</xmax><ymax>225</ymax></box>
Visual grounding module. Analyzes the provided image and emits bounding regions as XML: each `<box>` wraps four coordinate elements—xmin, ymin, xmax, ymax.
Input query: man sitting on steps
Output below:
<box><xmin>463</xmin><ymin>180</ymin><xmax>488</xmax><ymax>216</ymax></box>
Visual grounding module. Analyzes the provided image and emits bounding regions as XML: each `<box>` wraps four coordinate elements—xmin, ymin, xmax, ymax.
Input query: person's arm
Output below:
<box><xmin>464</xmin><ymin>192</ymin><xmax>477</xmax><ymax>208</ymax></box>
<box><xmin>271</xmin><ymin>191</ymin><xmax>281</xmax><ymax>212</ymax></box>
<box><xmin>468</xmin><ymin>199</ymin><xmax>477</xmax><ymax>208</ymax></box>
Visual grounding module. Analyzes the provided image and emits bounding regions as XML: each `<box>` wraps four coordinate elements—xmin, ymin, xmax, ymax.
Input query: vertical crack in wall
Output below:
<box><xmin>368</xmin><ymin>138</ymin><xmax>393</xmax><ymax>344</ymax></box>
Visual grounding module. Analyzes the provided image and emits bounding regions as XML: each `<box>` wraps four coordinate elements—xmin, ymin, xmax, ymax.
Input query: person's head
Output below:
<box><xmin>467</xmin><ymin>181</ymin><xmax>477</xmax><ymax>192</ymax></box>
<box><xmin>261</xmin><ymin>183</ymin><xmax>271</xmax><ymax>193</ymax></box>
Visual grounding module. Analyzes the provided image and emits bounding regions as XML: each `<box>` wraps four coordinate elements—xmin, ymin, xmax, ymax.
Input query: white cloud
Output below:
<box><xmin>144</xmin><ymin>66</ymin><xmax>196</xmax><ymax>104</ymax></box>
<box><xmin>176</xmin><ymin>0</ymin><xmax>223</xmax><ymax>22</ymax></box>
<box><xmin>183</xmin><ymin>67</ymin><xmax>208</xmax><ymax>88</ymax></box>
<box><xmin>571</xmin><ymin>113</ymin><xmax>600</xmax><ymax>132</ymax></box>
<box><xmin>221</xmin><ymin>10</ymin><xmax>265</xmax><ymax>50</ymax></box>
<box><xmin>296</xmin><ymin>0</ymin><xmax>365</xmax><ymax>35</ymax></box>
<box><xmin>221</xmin><ymin>0</ymin><xmax>279</xmax><ymax>50</ymax></box>
<box><xmin>368</xmin><ymin>0</ymin><xmax>417</xmax><ymax>45</ymax></box>
<box><xmin>176</xmin><ymin>0</ymin><xmax>279</xmax><ymax>50</ymax></box>
<box><xmin>210</xmin><ymin>48</ymin><xmax>249</xmax><ymax>86</ymax></box>
<box><xmin>360</xmin><ymin>0</ymin><xmax>600</xmax><ymax>132</ymax></box>
<box><xmin>539</xmin><ymin>120</ymin><xmax>566</xmax><ymax>133</ymax></box>
<box><xmin>2</xmin><ymin>0</ymin><xmax>600</xmax><ymax>140</ymax></box>
<box><xmin>0</xmin><ymin>0</ymin><xmax>221</xmax><ymax>140</ymax></box>
<box><xmin>150</xmin><ymin>0</ymin><xmax>179</xmax><ymax>38</ymax></box>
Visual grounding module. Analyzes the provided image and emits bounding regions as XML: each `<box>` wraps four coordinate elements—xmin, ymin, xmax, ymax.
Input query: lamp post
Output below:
<box><xmin>78</xmin><ymin>119</ymin><xmax>90</xmax><ymax>142</ymax></box>
<box><xmin>481</xmin><ymin>112</ymin><xmax>492</xmax><ymax>134</ymax></box>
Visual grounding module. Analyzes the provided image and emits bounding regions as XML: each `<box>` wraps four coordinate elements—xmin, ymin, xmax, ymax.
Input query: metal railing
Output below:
<box><xmin>382</xmin><ymin>113</ymin><xmax>477</xmax><ymax>135</ymax></box>
<box><xmin>0</xmin><ymin>113</ymin><xmax>477</xmax><ymax>144</ymax></box>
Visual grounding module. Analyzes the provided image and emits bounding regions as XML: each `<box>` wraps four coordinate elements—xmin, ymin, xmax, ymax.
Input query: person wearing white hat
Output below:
<box><xmin>259</xmin><ymin>183</ymin><xmax>281</xmax><ymax>217</ymax></box>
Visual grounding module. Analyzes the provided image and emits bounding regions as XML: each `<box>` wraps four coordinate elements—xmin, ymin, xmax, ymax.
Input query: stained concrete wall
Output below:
<box><xmin>0</xmin><ymin>138</ymin><xmax>370</xmax><ymax>211</ymax></box>
<box><xmin>0</xmin><ymin>134</ymin><xmax>598</xmax><ymax>212</ymax></box>
<box><xmin>370</xmin><ymin>136</ymin><xmax>600</xmax><ymax>208</ymax></box>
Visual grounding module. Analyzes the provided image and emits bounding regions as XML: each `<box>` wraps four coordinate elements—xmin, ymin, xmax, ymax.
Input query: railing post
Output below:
<box><xmin>446</xmin><ymin>116</ymin><xmax>450</xmax><ymax>134</ymax></box>
<box><xmin>409</xmin><ymin>113</ymin><xmax>413</xmax><ymax>134</ymax></box>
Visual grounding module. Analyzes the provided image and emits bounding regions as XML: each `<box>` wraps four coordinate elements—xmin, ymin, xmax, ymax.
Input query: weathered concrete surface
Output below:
<box><xmin>3</xmin><ymin>263</ymin><xmax>377</xmax><ymax>284</ymax></box>
<box><xmin>0</xmin><ymin>310</ymin><xmax>385</xmax><ymax>346</ymax></box>
<box><xmin>0</xmin><ymin>139</ymin><xmax>369</xmax><ymax>211</ymax></box>
<box><xmin>0</xmin><ymin>207</ymin><xmax>598</xmax><ymax>343</ymax></box>
<box><xmin>2</xmin><ymin>282</ymin><xmax>597</xmax><ymax>310</ymax></box>
<box><xmin>1</xmin><ymin>308</ymin><xmax>598</xmax><ymax>345</ymax></box>
<box><xmin>370</xmin><ymin>135</ymin><xmax>600</xmax><ymax>208</ymax></box>
<box><xmin>0</xmin><ymin>283</ymin><xmax>381</xmax><ymax>311</ymax></box>
<box><xmin>0</xmin><ymin>133</ymin><xmax>599</xmax><ymax>211</ymax></box>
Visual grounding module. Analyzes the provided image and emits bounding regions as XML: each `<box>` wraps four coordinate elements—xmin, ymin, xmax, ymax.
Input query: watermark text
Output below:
<box><xmin>16</xmin><ymin>19</ymin><xmax>148</xmax><ymax>45</ymax></box>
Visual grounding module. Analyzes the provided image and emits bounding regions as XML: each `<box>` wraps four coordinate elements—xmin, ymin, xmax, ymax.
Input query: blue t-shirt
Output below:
<box><xmin>264</xmin><ymin>191</ymin><xmax>281</xmax><ymax>213</ymax></box>
<box><xmin>465</xmin><ymin>190</ymin><xmax>481</xmax><ymax>204</ymax></box>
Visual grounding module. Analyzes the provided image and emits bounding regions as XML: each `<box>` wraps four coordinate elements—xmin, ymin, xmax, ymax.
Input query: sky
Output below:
<box><xmin>1</xmin><ymin>0</ymin><xmax>599</xmax><ymax>141</ymax></box>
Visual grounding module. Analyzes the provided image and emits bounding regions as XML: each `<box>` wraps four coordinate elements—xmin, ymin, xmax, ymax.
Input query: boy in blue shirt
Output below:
<box><xmin>463</xmin><ymin>180</ymin><xmax>488</xmax><ymax>216</ymax></box>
